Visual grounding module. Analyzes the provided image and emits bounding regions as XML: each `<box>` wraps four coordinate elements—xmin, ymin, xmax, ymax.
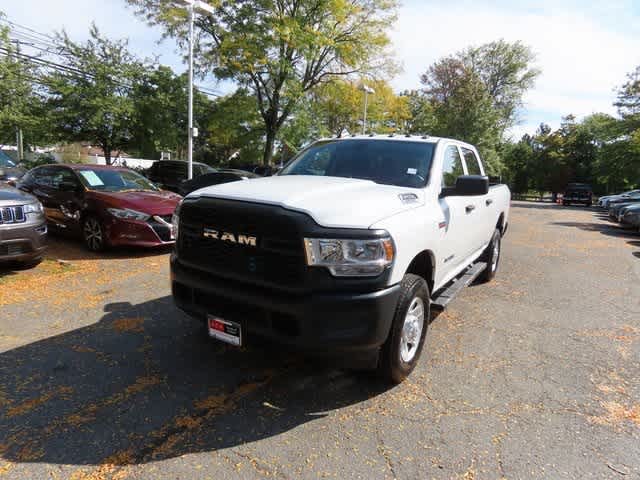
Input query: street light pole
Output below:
<box><xmin>360</xmin><ymin>85</ymin><xmax>375</xmax><ymax>135</ymax></box>
<box><xmin>178</xmin><ymin>0</ymin><xmax>215</xmax><ymax>179</ymax></box>
<box><xmin>187</xmin><ymin>3</ymin><xmax>194</xmax><ymax>180</ymax></box>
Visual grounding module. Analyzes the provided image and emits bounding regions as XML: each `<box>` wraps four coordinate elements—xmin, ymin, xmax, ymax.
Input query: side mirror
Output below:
<box><xmin>442</xmin><ymin>175</ymin><xmax>489</xmax><ymax>197</ymax></box>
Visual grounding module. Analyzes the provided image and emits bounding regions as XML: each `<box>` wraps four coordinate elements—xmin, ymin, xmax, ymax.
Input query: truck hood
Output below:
<box><xmin>188</xmin><ymin>175</ymin><xmax>425</xmax><ymax>228</ymax></box>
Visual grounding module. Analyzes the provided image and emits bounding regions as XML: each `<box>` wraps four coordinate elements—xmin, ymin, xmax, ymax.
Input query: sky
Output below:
<box><xmin>2</xmin><ymin>0</ymin><xmax>640</xmax><ymax>139</ymax></box>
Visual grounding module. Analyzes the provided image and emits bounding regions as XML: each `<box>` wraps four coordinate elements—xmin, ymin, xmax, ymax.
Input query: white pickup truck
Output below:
<box><xmin>170</xmin><ymin>135</ymin><xmax>510</xmax><ymax>383</ymax></box>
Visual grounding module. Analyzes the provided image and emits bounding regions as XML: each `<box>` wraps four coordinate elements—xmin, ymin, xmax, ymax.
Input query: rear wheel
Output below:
<box><xmin>83</xmin><ymin>216</ymin><xmax>106</xmax><ymax>252</ymax></box>
<box><xmin>378</xmin><ymin>274</ymin><xmax>430</xmax><ymax>384</ymax></box>
<box><xmin>478</xmin><ymin>228</ymin><xmax>501</xmax><ymax>283</ymax></box>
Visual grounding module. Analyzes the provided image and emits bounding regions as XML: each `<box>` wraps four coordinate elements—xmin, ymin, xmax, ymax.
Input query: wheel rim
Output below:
<box><xmin>400</xmin><ymin>297</ymin><xmax>425</xmax><ymax>363</ymax></box>
<box><xmin>84</xmin><ymin>218</ymin><xmax>103</xmax><ymax>250</ymax></box>
<box><xmin>491</xmin><ymin>235</ymin><xmax>501</xmax><ymax>272</ymax></box>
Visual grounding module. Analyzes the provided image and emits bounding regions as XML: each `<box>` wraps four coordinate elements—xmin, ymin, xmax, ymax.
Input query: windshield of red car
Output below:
<box><xmin>77</xmin><ymin>169</ymin><xmax>160</xmax><ymax>192</ymax></box>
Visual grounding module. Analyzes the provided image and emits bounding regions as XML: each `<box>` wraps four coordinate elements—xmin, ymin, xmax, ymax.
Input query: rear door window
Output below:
<box><xmin>461</xmin><ymin>148</ymin><xmax>483</xmax><ymax>176</ymax></box>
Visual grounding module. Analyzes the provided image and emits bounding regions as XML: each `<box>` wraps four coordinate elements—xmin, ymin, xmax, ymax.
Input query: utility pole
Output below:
<box><xmin>11</xmin><ymin>40</ymin><xmax>24</xmax><ymax>162</ymax></box>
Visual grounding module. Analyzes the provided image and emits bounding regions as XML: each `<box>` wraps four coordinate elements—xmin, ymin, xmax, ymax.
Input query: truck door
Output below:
<box><xmin>437</xmin><ymin>145</ymin><xmax>474</xmax><ymax>277</ymax></box>
<box><xmin>460</xmin><ymin>147</ymin><xmax>494</xmax><ymax>249</ymax></box>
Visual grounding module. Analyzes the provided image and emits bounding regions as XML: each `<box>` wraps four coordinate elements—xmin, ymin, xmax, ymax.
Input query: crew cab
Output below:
<box><xmin>170</xmin><ymin>136</ymin><xmax>510</xmax><ymax>383</ymax></box>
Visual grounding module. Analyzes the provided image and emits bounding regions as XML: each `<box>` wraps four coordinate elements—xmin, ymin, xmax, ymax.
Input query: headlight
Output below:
<box><xmin>304</xmin><ymin>237</ymin><xmax>394</xmax><ymax>277</ymax></box>
<box><xmin>171</xmin><ymin>201</ymin><xmax>182</xmax><ymax>239</ymax></box>
<box><xmin>23</xmin><ymin>202</ymin><xmax>43</xmax><ymax>215</ymax></box>
<box><xmin>106</xmin><ymin>208</ymin><xmax>150</xmax><ymax>221</ymax></box>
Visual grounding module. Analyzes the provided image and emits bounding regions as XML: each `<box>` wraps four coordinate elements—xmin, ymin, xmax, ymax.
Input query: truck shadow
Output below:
<box><xmin>0</xmin><ymin>296</ymin><xmax>391</xmax><ymax>467</ymax></box>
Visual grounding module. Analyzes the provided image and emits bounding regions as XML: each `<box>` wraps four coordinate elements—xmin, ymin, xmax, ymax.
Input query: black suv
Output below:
<box><xmin>563</xmin><ymin>183</ymin><xmax>593</xmax><ymax>206</ymax></box>
<box><xmin>147</xmin><ymin>160</ymin><xmax>215</xmax><ymax>193</ymax></box>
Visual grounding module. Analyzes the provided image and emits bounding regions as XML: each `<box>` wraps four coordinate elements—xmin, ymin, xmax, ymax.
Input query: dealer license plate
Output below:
<box><xmin>207</xmin><ymin>315</ymin><xmax>242</xmax><ymax>346</ymax></box>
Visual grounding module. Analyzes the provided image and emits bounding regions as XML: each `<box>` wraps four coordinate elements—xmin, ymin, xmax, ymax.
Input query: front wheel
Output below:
<box><xmin>83</xmin><ymin>215</ymin><xmax>107</xmax><ymax>252</ymax></box>
<box><xmin>478</xmin><ymin>228</ymin><xmax>502</xmax><ymax>283</ymax></box>
<box><xmin>378</xmin><ymin>274</ymin><xmax>430</xmax><ymax>384</ymax></box>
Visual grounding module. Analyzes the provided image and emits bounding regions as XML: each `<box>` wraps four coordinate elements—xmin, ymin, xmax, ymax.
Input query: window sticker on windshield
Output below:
<box><xmin>407</xmin><ymin>168</ymin><xmax>417</xmax><ymax>175</ymax></box>
<box><xmin>79</xmin><ymin>171</ymin><xmax>104</xmax><ymax>186</ymax></box>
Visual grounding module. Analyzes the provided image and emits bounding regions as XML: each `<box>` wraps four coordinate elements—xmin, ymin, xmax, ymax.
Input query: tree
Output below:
<box><xmin>414</xmin><ymin>40</ymin><xmax>539</xmax><ymax>174</ymax></box>
<box><xmin>45</xmin><ymin>25</ymin><xmax>145</xmax><ymax>164</ymax></box>
<box><xmin>0</xmin><ymin>15</ymin><xmax>46</xmax><ymax>154</ymax></box>
<box><xmin>419</xmin><ymin>57</ymin><xmax>502</xmax><ymax>173</ymax></box>
<box><xmin>615</xmin><ymin>65</ymin><xmax>640</xmax><ymax>117</ymax></box>
<box><xmin>128</xmin><ymin>0</ymin><xmax>399</xmax><ymax>165</ymax></box>
<box><xmin>460</xmin><ymin>40</ymin><xmax>539</xmax><ymax>131</ymax></box>
<box><xmin>130</xmin><ymin>65</ymin><xmax>212</xmax><ymax>160</ymax></box>
<box><xmin>310</xmin><ymin>79</ymin><xmax>410</xmax><ymax>137</ymax></box>
<box><xmin>201</xmin><ymin>88</ymin><xmax>264</xmax><ymax>166</ymax></box>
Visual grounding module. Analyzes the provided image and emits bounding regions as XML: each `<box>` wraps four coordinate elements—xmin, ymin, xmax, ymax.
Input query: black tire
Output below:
<box><xmin>562</xmin><ymin>201</ymin><xmax>568</xmax><ymax>206</ymax></box>
<box><xmin>15</xmin><ymin>257</ymin><xmax>42</xmax><ymax>270</ymax></box>
<box><xmin>82</xmin><ymin>215</ymin><xmax>107</xmax><ymax>252</ymax></box>
<box><xmin>377</xmin><ymin>274</ymin><xmax>430</xmax><ymax>384</ymax></box>
<box><xmin>478</xmin><ymin>228</ymin><xmax>502</xmax><ymax>283</ymax></box>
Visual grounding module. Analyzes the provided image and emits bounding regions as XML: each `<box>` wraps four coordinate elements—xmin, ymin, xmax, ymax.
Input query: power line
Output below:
<box><xmin>2</xmin><ymin>17</ymin><xmax>223</xmax><ymax>98</ymax></box>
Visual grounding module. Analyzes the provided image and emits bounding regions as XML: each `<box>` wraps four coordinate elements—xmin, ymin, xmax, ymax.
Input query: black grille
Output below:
<box><xmin>0</xmin><ymin>206</ymin><xmax>26</xmax><ymax>224</ymax></box>
<box><xmin>178</xmin><ymin>198</ymin><xmax>306</xmax><ymax>289</ymax></box>
<box><xmin>0</xmin><ymin>242</ymin><xmax>29</xmax><ymax>256</ymax></box>
<box><xmin>148</xmin><ymin>216</ymin><xmax>173</xmax><ymax>242</ymax></box>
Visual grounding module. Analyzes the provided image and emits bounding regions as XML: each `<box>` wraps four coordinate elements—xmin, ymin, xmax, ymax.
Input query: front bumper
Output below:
<box><xmin>104</xmin><ymin>216</ymin><xmax>175</xmax><ymax>248</ymax></box>
<box><xmin>170</xmin><ymin>255</ymin><xmax>400</xmax><ymax>353</ymax></box>
<box><xmin>0</xmin><ymin>221</ymin><xmax>47</xmax><ymax>263</ymax></box>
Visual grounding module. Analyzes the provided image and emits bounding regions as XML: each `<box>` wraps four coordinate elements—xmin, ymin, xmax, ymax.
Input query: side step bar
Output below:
<box><xmin>431</xmin><ymin>262</ymin><xmax>487</xmax><ymax>311</ymax></box>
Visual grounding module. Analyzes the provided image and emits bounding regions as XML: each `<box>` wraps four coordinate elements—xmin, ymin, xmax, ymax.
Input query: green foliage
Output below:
<box><xmin>45</xmin><ymin>24</ymin><xmax>146</xmax><ymax>164</ymax></box>
<box><xmin>502</xmin><ymin>110</ymin><xmax>640</xmax><ymax>195</ymax></box>
<box><xmin>0</xmin><ymin>15</ymin><xmax>48</xmax><ymax>149</ymax></box>
<box><xmin>127</xmin><ymin>0</ymin><xmax>399</xmax><ymax>164</ymax></box>
<box><xmin>199</xmin><ymin>88</ymin><xmax>264</xmax><ymax>166</ymax></box>
<box><xmin>308</xmin><ymin>79</ymin><xmax>410</xmax><ymax>138</ymax></box>
<box><xmin>130</xmin><ymin>66</ymin><xmax>213</xmax><ymax>160</ymax></box>
<box><xmin>414</xmin><ymin>40</ymin><xmax>539</xmax><ymax>175</ymax></box>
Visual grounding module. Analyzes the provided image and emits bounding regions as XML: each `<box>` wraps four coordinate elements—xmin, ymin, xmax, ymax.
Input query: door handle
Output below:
<box><xmin>465</xmin><ymin>204</ymin><xmax>476</xmax><ymax>214</ymax></box>
<box><xmin>486</xmin><ymin>198</ymin><xmax>494</xmax><ymax>206</ymax></box>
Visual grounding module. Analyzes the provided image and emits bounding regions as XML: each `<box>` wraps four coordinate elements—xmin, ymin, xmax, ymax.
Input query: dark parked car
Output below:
<box><xmin>17</xmin><ymin>164</ymin><xmax>181</xmax><ymax>251</ymax></box>
<box><xmin>562</xmin><ymin>183</ymin><xmax>593</xmax><ymax>206</ymax></box>
<box><xmin>0</xmin><ymin>151</ymin><xmax>26</xmax><ymax>184</ymax></box>
<box><xmin>0</xmin><ymin>183</ymin><xmax>47</xmax><ymax>267</ymax></box>
<box><xmin>177</xmin><ymin>169</ymin><xmax>259</xmax><ymax>197</ymax></box>
<box><xmin>147</xmin><ymin>160</ymin><xmax>216</xmax><ymax>193</ymax></box>
<box><xmin>608</xmin><ymin>195</ymin><xmax>640</xmax><ymax>220</ymax></box>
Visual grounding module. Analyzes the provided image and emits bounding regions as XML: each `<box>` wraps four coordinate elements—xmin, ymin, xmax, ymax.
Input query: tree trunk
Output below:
<box><xmin>263</xmin><ymin>128</ymin><xmax>276</xmax><ymax>166</ymax></box>
<box><xmin>102</xmin><ymin>144</ymin><xmax>112</xmax><ymax>166</ymax></box>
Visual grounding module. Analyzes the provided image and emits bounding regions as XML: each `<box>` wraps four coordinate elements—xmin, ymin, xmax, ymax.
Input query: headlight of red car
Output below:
<box><xmin>106</xmin><ymin>208</ymin><xmax>150</xmax><ymax>221</ymax></box>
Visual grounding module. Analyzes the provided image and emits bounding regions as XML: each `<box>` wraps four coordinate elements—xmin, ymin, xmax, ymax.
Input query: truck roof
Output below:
<box><xmin>314</xmin><ymin>134</ymin><xmax>475</xmax><ymax>148</ymax></box>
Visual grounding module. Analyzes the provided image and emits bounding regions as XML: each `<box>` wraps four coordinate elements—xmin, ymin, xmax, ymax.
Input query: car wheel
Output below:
<box><xmin>377</xmin><ymin>274</ymin><xmax>430</xmax><ymax>384</ymax></box>
<box><xmin>562</xmin><ymin>201</ymin><xmax>568</xmax><ymax>206</ymax></box>
<box><xmin>478</xmin><ymin>228</ymin><xmax>501</xmax><ymax>283</ymax></box>
<box><xmin>83</xmin><ymin>215</ymin><xmax>106</xmax><ymax>252</ymax></box>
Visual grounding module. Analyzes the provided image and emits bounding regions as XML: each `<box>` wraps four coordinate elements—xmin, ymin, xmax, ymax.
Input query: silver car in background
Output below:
<box><xmin>0</xmin><ymin>184</ymin><xmax>47</xmax><ymax>267</ymax></box>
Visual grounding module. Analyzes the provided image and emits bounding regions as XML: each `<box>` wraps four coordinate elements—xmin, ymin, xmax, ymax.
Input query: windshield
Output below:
<box><xmin>280</xmin><ymin>139</ymin><xmax>436</xmax><ymax>188</ymax></box>
<box><xmin>76</xmin><ymin>168</ymin><xmax>160</xmax><ymax>192</ymax></box>
<box><xmin>0</xmin><ymin>151</ymin><xmax>17</xmax><ymax>168</ymax></box>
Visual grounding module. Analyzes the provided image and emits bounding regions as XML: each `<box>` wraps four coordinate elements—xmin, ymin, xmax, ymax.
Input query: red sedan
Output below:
<box><xmin>17</xmin><ymin>164</ymin><xmax>182</xmax><ymax>251</ymax></box>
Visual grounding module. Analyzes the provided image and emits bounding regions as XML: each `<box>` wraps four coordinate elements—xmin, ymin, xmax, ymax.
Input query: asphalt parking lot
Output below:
<box><xmin>1</xmin><ymin>201</ymin><xmax>639</xmax><ymax>479</ymax></box>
